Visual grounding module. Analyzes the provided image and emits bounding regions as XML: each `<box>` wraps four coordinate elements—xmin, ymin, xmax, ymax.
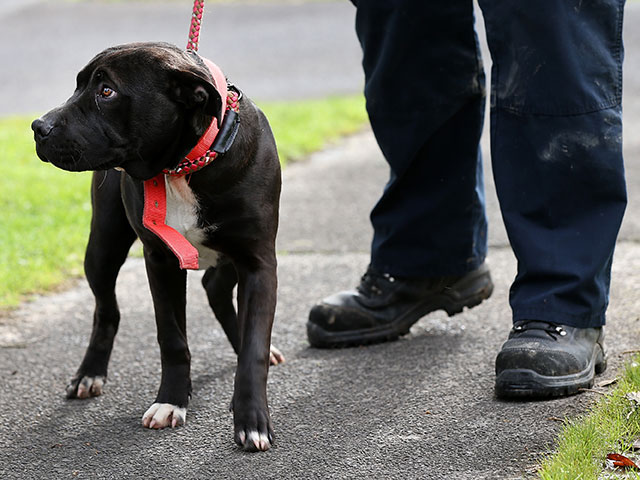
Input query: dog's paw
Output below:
<box><xmin>66</xmin><ymin>375</ymin><xmax>105</xmax><ymax>399</ymax></box>
<box><xmin>236</xmin><ymin>429</ymin><xmax>273</xmax><ymax>452</ymax></box>
<box><xmin>233</xmin><ymin>406</ymin><xmax>274</xmax><ymax>452</ymax></box>
<box><xmin>269</xmin><ymin>344</ymin><xmax>285</xmax><ymax>366</ymax></box>
<box><xmin>142</xmin><ymin>403</ymin><xmax>187</xmax><ymax>429</ymax></box>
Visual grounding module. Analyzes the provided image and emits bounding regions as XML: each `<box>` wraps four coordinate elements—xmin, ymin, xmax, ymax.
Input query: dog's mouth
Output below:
<box><xmin>36</xmin><ymin>143</ymin><xmax>126</xmax><ymax>173</ymax></box>
<box><xmin>56</xmin><ymin>157</ymin><xmax>125</xmax><ymax>173</ymax></box>
<box><xmin>33</xmin><ymin>117</ymin><xmax>129</xmax><ymax>173</ymax></box>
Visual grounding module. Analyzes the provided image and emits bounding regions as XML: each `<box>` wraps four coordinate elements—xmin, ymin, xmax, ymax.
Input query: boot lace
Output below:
<box><xmin>357</xmin><ymin>268</ymin><xmax>396</xmax><ymax>297</ymax></box>
<box><xmin>512</xmin><ymin>320</ymin><xmax>567</xmax><ymax>340</ymax></box>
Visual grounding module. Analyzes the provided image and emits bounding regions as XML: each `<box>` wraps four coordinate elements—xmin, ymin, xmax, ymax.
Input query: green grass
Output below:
<box><xmin>0</xmin><ymin>94</ymin><xmax>366</xmax><ymax>308</ymax></box>
<box><xmin>261</xmin><ymin>95</ymin><xmax>367</xmax><ymax>165</ymax></box>
<box><xmin>0</xmin><ymin>118</ymin><xmax>92</xmax><ymax>307</ymax></box>
<box><xmin>538</xmin><ymin>358</ymin><xmax>640</xmax><ymax>479</ymax></box>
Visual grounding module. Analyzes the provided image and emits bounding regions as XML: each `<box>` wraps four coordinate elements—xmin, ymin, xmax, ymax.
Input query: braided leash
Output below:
<box><xmin>187</xmin><ymin>0</ymin><xmax>204</xmax><ymax>51</ymax></box>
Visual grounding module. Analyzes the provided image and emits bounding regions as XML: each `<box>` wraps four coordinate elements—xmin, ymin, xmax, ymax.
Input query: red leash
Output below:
<box><xmin>142</xmin><ymin>0</ymin><xmax>233</xmax><ymax>270</ymax></box>
<box><xmin>186</xmin><ymin>0</ymin><xmax>204</xmax><ymax>52</ymax></box>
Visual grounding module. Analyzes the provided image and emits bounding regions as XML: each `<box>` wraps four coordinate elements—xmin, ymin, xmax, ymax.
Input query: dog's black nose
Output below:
<box><xmin>31</xmin><ymin>117</ymin><xmax>53</xmax><ymax>138</ymax></box>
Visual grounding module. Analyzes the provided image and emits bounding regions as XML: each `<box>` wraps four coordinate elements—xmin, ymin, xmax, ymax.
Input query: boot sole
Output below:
<box><xmin>495</xmin><ymin>345</ymin><xmax>607</xmax><ymax>399</ymax></box>
<box><xmin>307</xmin><ymin>268</ymin><xmax>494</xmax><ymax>348</ymax></box>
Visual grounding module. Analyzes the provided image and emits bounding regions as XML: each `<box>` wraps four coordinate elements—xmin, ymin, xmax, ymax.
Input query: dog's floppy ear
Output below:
<box><xmin>170</xmin><ymin>68</ymin><xmax>224</xmax><ymax>128</ymax></box>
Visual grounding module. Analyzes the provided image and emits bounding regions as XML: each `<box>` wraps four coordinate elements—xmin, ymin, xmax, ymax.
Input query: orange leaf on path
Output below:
<box><xmin>607</xmin><ymin>453</ymin><xmax>640</xmax><ymax>469</ymax></box>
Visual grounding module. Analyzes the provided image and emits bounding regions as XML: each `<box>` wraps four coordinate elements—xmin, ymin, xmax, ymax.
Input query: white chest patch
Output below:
<box><xmin>164</xmin><ymin>176</ymin><xmax>220</xmax><ymax>270</ymax></box>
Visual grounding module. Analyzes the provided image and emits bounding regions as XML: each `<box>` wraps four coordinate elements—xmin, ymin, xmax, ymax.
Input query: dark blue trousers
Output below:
<box><xmin>355</xmin><ymin>0</ymin><xmax>627</xmax><ymax>328</ymax></box>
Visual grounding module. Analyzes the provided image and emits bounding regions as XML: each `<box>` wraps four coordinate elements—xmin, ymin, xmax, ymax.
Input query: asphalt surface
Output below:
<box><xmin>1</xmin><ymin>1</ymin><xmax>639</xmax><ymax>479</ymax></box>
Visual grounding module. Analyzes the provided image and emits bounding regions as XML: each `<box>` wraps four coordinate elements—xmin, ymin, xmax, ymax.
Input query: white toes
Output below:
<box><xmin>141</xmin><ymin>403</ymin><xmax>187</xmax><ymax>429</ymax></box>
<box><xmin>238</xmin><ymin>430</ymin><xmax>271</xmax><ymax>451</ymax></box>
<box><xmin>76</xmin><ymin>381</ymin><xmax>89</xmax><ymax>399</ymax></box>
<box><xmin>245</xmin><ymin>430</ymin><xmax>271</xmax><ymax>451</ymax></box>
<box><xmin>257</xmin><ymin>431</ymin><xmax>272</xmax><ymax>451</ymax></box>
<box><xmin>247</xmin><ymin>430</ymin><xmax>261</xmax><ymax>450</ymax></box>
<box><xmin>75</xmin><ymin>376</ymin><xmax>105</xmax><ymax>399</ymax></box>
<box><xmin>269</xmin><ymin>344</ymin><xmax>285</xmax><ymax>366</ymax></box>
<box><xmin>89</xmin><ymin>377</ymin><xmax>104</xmax><ymax>396</ymax></box>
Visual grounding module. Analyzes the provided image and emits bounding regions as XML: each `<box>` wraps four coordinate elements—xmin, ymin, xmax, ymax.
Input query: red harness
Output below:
<box><xmin>141</xmin><ymin>56</ymin><xmax>239</xmax><ymax>270</ymax></box>
<box><xmin>141</xmin><ymin>0</ymin><xmax>240</xmax><ymax>271</ymax></box>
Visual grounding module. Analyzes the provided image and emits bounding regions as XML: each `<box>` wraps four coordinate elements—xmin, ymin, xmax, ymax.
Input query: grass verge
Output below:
<box><xmin>263</xmin><ymin>95</ymin><xmax>367</xmax><ymax>166</ymax></box>
<box><xmin>0</xmin><ymin>117</ymin><xmax>92</xmax><ymax>308</ymax></box>
<box><xmin>538</xmin><ymin>357</ymin><xmax>640</xmax><ymax>479</ymax></box>
<box><xmin>0</xmin><ymin>94</ymin><xmax>367</xmax><ymax>308</ymax></box>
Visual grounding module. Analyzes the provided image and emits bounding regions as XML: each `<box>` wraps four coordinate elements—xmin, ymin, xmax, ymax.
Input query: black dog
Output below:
<box><xmin>31</xmin><ymin>42</ymin><xmax>282</xmax><ymax>451</ymax></box>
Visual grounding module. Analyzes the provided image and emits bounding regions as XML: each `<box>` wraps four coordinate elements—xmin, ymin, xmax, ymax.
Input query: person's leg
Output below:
<box><xmin>479</xmin><ymin>0</ymin><xmax>627</xmax><ymax>396</ymax></box>
<box><xmin>307</xmin><ymin>0</ymin><xmax>494</xmax><ymax>347</ymax></box>
<box><xmin>360</xmin><ymin>0</ymin><xmax>487</xmax><ymax>277</ymax></box>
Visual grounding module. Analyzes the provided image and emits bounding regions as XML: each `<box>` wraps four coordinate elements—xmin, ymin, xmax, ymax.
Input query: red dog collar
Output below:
<box><xmin>141</xmin><ymin>58</ymin><xmax>239</xmax><ymax>270</ymax></box>
<box><xmin>180</xmin><ymin>57</ymin><xmax>228</xmax><ymax>164</ymax></box>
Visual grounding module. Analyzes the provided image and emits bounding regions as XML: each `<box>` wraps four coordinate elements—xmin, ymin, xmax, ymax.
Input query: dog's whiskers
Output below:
<box><xmin>73</xmin><ymin>149</ymin><xmax>85</xmax><ymax>169</ymax></box>
<box><xmin>97</xmin><ymin>171</ymin><xmax>108</xmax><ymax>189</ymax></box>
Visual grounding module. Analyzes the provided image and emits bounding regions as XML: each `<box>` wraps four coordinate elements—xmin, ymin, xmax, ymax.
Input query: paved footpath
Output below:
<box><xmin>1</xmin><ymin>2</ymin><xmax>639</xmax><ymax>479</ymax></box>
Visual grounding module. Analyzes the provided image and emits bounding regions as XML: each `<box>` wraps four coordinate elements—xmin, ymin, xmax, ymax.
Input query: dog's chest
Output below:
<box><xmin>164</xmin><ymin>176</ymin><xmax>220</xmax><ymax>270</ymax></box>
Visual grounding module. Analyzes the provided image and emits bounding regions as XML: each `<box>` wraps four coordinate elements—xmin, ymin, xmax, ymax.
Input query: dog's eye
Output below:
<box><xmin>99</xmin><ymin>86</ymin><xmax>115</xmax><ymax>99</ymax></box>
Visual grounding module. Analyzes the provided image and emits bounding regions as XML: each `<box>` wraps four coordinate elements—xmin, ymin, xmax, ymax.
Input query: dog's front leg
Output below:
<box><xmin>232</xmin><ymin>257</ymin><xmax>277</xmax><ymax>452</ymax></box>
<box><xmin>140</xmin><ymin>248</ymin><xmax>191</xmax><ymax>429</ymax></box>
<box><xmin>67</xmin><ymin>171</ymin><xmax>137</xmax><ymax>400</ymax></box>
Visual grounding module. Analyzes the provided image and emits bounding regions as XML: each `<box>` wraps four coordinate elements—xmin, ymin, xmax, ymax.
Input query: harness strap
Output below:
<box><xmin>142</xmin><ymin>176</ymin><xmax>200</xmax><ymax>269</ymax></box>
<box><xmin>141</xmin><ymin>59</ymin><xmax>240</xmax><ymax>270</ymax></box>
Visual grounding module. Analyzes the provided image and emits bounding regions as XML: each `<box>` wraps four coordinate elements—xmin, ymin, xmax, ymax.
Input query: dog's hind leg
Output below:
<box><xmin>66</xmin><ymin>170</ymin><xmax>137</xmax><ymax>399</ymax></box>
<box><xmin>202</xmin><ymin>261</ymin><xmax>284</xmax><ymax>365</ymax></box>
<box><xmin>202</xmin><ymin>261</ymin><xmax>240</xmax><ymax>353</ymax></box>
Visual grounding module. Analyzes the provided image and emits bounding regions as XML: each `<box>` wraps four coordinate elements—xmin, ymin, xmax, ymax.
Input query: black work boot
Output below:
<box><xmin>495</xmin><ymin>321</ymin><xmax>606</xmax><ymax>399</ymax></box>
<box><xmin>307</xmin><ymin>263</ymin><xmax>494</xmax><ymax>348</ymax></box>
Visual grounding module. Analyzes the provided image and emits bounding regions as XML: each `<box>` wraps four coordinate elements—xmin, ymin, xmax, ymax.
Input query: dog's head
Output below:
<box><xmin>32</xmin><ymin>42</ymin><xmax>224</xmax><ymax>180</ymax></box>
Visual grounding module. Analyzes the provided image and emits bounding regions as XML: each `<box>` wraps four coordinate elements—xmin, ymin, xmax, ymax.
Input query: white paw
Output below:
<box><xmin>269</xmin><ymin>344</ymin><xmax>285</xmax><ymax>366</ymax></box>
<box><xmin>141</xmin><ymin>403</ymin><xmax>187</xmax><ymax>429</ymax></box>
<box><xmin>238</xmin><ymin>429</ymin><xmax>272</xmax><ymax>451</ymax></box>
<box><xmin>69</xmin><ymin>376</ymin><xmax>105</xmax><ymax>399</ymax></box>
